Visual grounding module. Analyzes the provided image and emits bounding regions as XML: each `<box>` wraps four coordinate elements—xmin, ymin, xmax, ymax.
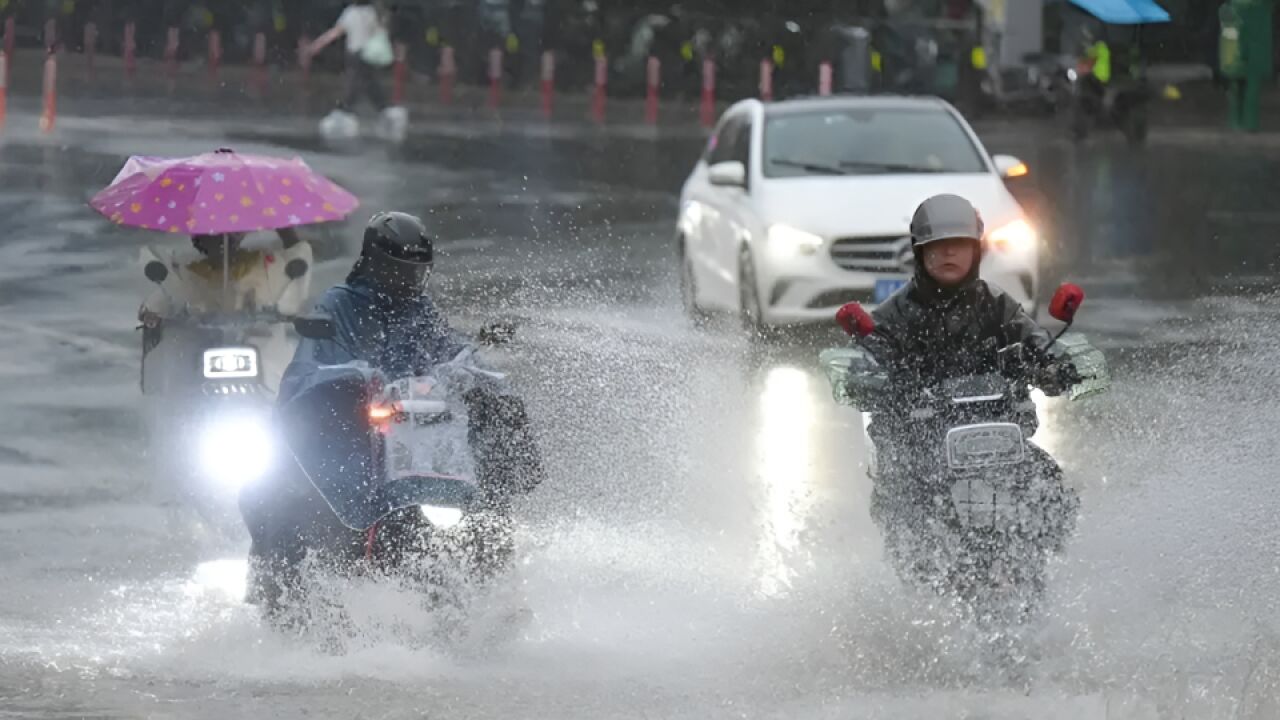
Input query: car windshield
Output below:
<box><xmin>763</xmin><ymin>107</ymin><xmax>989</xmax><ymax>178</ymax></box>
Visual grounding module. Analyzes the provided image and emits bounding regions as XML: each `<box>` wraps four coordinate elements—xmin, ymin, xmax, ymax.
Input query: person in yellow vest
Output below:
<box><xmin>1079</xmin><ymin>24</ymin><xmax>1112</xmax><ymax>91</ymax></box>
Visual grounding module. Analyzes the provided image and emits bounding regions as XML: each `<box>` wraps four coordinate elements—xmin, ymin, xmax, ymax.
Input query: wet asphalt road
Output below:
<box><xmin>2</xmin><ymin>104</ymin><xmax>1280</xmax><ymax>718</ymax></box>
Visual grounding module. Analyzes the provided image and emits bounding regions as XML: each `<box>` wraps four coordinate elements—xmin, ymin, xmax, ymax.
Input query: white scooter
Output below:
<box><xmin>139</xmin><ymin>250</ymin><xmax>310</xmax><ymax>538</ymax></box>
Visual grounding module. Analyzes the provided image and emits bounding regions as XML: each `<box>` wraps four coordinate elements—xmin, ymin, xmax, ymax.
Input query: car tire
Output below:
<box><xmin>679</xmin><ymin>243</ymin><xmax>710</xmax><ymax>326</ymax></box>
<box><xmin>738</xmin><ymin>247</ymin><xmax>768</xmax><ymax>337</ymax></box>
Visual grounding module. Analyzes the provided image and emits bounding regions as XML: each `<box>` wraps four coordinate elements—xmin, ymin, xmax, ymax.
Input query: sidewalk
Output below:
<box><xmin>3</xmin><ymin>48</ymin><xmax>718</xmax><ymax>138</ymax></box>
<box><xmin>5</xmin><ymin>47</ymin><xmax>1280</xmax><ymax>139</ymax></box>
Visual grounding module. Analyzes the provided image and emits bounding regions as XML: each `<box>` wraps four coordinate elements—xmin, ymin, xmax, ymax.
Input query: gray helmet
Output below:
<box><xmin>909</xmin><ymin>194</ymin><xmax>984</xmax><ymax>248</ymax></box>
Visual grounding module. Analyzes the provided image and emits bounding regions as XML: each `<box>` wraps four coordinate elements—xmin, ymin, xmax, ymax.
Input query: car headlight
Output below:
<box><xmin>198</xmin><ymin>415</ymin><xmax>273</xmax><ymax>490</ymax></box>
<box><xmin>767</xmin><ymin>224</ymin><xmax>824</xmax><ymax>256</ymax></box>
<box><xmin>987</xmin><ymin>219</ymin><xmax>1037</xmax><ymax>253</ymax></box>
<box><xmin>420</xmin><ymin>505</ymin><xmax>463</xmax><ymax>529</ymax></box>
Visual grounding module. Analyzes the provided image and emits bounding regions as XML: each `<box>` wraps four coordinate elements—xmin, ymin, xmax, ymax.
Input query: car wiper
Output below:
<box><xmin>838</xmin><ymin>161</ymin><xmax>948</xmax><ymax>174</ymax></box>
<box><xmin>768</xmin><ymin>158</ymin><xmax>849</xmax><ymax>175</ymax></box>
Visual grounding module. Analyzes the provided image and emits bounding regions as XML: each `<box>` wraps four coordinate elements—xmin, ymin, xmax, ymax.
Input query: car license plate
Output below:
<box><xmin>874</xmin><ymin>279</ymin><xmax>907</xmax><ymax>303</ymax></box>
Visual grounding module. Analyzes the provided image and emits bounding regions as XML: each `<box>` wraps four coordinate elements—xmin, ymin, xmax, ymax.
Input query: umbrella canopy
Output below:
<box><xmin>90</xmin><ymin>148</ymin><xmax>359</xmax><ymax>235</ymax></box>
<box><xmin>1068</xmin><ymin>0</ymin><xmax>1170</xmax><ymax>24</ymax></box>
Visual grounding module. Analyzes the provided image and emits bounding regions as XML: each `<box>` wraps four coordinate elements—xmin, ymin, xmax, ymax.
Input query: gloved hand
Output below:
<box><xmin>1038</xmin><ymin>361</ymin><xmax>1083</xmax><ymax>396</ymax></box>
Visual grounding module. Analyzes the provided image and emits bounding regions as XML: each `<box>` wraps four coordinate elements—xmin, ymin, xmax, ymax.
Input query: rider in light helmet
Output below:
<box><xmin>863</xmin><ymin>194</ymin><xmax>1076</xmax><ymax>413</ymax></box>
<box><xmin>908</xmin><ymin>192</ymin><xmax>985</xmax><ymax>298</ymax></box>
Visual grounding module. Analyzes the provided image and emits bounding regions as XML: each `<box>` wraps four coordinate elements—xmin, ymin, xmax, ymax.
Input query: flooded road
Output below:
<box><xmin>2</xmin><ymin>106</ymin><xmax>1280</xmax><ymax>718</ymax></box>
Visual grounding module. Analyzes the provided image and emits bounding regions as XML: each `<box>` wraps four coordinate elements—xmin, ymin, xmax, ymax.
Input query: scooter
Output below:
<box><xmin>245</xmin><ymin>316</ymin><xmax>537</xmax><ymax>621</ymax></box>
<box><xmin>139</xmin><ymin>253</ymin><xmax>310</xmax><ymax>535</ymax></box>
<box><xmin>819</xmin><ymin>285</ymin><xmax>1109</xmax><ymax>628</ymax></box>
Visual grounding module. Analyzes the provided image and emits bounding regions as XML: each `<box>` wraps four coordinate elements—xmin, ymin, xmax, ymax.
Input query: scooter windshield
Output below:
<box><xmin>278</xmin><ymin>364</ymin><xmax>475</xmax><ymax>530</ymax></box>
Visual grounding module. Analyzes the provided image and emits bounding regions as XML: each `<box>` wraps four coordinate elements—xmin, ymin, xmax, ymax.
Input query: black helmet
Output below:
<box><xmin>352</xmin><ymin>211</ymin><xmax>434</xmax><ymax>295</ymax></box>
<box><xmin>909</xmin><ymin>194</ymin><xmax>984</xmax><ymax>248</ymax></box>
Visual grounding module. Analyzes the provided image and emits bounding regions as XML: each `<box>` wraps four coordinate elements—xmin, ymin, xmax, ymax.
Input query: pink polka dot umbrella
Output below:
<box><xmin>89</xmin><ymin>148</ymin><xmax>359</xmax><ymax>234</ymax></box>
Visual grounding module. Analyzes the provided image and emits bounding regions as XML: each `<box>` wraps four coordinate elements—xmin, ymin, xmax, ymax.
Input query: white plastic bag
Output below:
<box><xmin>360</xmin><ymin>28</ymin><xmax>394</xmax><ymax>67</ymax></box>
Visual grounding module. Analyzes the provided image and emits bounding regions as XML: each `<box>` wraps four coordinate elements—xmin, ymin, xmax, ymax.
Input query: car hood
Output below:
<box><xmin>756</xmin><ymin>174</ymin><xmax>1022</xmax><ymax>237</ymax></box>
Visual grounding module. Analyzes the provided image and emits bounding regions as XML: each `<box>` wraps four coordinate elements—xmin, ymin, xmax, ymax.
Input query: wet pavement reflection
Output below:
<box><xmin>3</xmin><ymin>107</ymin><xmax>1280</xmax><ymax>716</ymax></box>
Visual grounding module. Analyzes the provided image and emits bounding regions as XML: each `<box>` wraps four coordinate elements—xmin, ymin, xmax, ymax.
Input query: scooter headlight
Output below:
<box><xmin>420</xmin><ymin>505</ymin><xmax>463</xmax><ymax>529</ymax></box>
<box><xmin>203</xmin><ymin>347</ymin><xmax>259</xmax><ymax>379</ymax></box>
<box><xmin>198</xmin><ymin>415</ymin><xmax>273</xmax><ymax>491</ymax></box>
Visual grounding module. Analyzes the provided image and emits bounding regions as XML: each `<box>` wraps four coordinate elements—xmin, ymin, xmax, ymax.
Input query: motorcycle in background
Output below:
<box><xmin>1065</xmin><ymin>60</ymin><xmax>1150</xmax><ymax>145</ymax></box>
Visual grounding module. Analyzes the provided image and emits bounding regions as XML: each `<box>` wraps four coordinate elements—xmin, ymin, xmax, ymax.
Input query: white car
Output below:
<box><xmin>676</xmin><ymin>95</ymin><xmax>1040</xmax><ymax>329</ymax></box>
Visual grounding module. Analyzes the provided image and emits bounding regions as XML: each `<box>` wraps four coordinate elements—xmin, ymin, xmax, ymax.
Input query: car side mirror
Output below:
<box><xmin>993</xmin><ymin>154</ymin><xmax>1029</xmax><ymax>179</ymax></box>
<box><xmin>293</xmin><ymin>313</ymin><xmax>335</xmax><ymax>340</ymax></box>
<box><xmin>284</xmin><ymin>258</ymin><xmax>309</xmax><ymax>280</ymax></box>
<box><xmin>478</xmin><ymin>320</ymin><xmax>517</xmax><ymax>346</ymax></box>
<box><xmin>144</xmin><ymin>261</ymin><xmax>169</xmax><ymax>285</ymax></box>
<box><xmin>708</xmin><ymin>161</ymin><xmax>747</xmax><ymax>188</ymax></box>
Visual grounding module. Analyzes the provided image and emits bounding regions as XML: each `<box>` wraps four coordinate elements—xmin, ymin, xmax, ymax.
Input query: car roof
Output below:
<box><xmin>761</xmin><ymin>95</ymin><xmax>954</xmax><ymax>117</ymax></box>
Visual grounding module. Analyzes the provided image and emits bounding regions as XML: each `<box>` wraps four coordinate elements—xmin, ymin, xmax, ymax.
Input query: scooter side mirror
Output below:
<box><xmin>1049</xmin><ymin>283</ymin><xmax>1085</xmax><ymax>323</ymax></box>
<box><xmin>836</xmin><ymin>302</ymin><xmax>876</xmax><ymax>338</ymax></box>
<box><xmin>293</xmin><ymin>313</ymin><xmax>336</xmax><ymax>340</ymax></box>
<box><xmin>992</xmin><ymin>154</ymin><xmax>1029</xmax><ymax>179</ymax></box>
<box><xmin>284</xmin><ymin>258</ymin><xmax>309</xmax><ymax>280</ymax></box>
<box><xmin>144</xmin><ymin>261</ymin><xmax>169</xmax><ymax>285</ymax></box>
<box><xmin>478</xmin><ymin>320</ymin><xmax>517</xmax><ymax>346</ymax></box>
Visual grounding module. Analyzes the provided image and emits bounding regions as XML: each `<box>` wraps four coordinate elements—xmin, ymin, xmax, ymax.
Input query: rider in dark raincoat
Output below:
<box><xmin>240</xmin><ymin>212</ymin><xmax>543</xmax><ymax>612</ymax></box>
<box><xmin>858</xmin><ymin>194</ymin><xmax>1080</xmax><ymax>578</ymax></box>
<box><xmin>861</xmin><ymin>193</ymin><xmax>1075</xmax><ymax>441</ymax></box>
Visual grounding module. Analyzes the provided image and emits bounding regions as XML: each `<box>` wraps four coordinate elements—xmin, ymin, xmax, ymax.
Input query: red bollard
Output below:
<box><xmin>208</xmin><ymin>30</ymin><xmax>222</xmax><ymax>82</ymax></box>
<box><xmin>759</xmin><ymin>59</ymin><xmax>774</xmax><ymax>102</ymax></box>
<box><xmin>123</xmin><ymin>22</ymin><xmax>137</xmax><ymax>78</ymax></box>
<box><xmin>3</xmin><ymin>18</ymin><xmax>13</xmax><ymax>82</ymax></box>
<box><xmin>540</xmin><ymin>50</ymin><xmax>555</xmax><ymax>118</ymax></box>
<box><xmin>40</xmin><ymin>50</ymin><xmax>56</xmax><ymax>134</ymax></box>
<box><xmin>392</xmin><ymin>42</ymin><xmax>408</xmax><ymax>105</ymax></box>
<box><xmin>84</xmin><ymin>23</ymin><xmax>98</xmax><ymax>75</ymax></box>
<box><xmin>644</xmin><ymin>56</ymin><xmax>660</xmax><ymax>125</ymax></box>
<box><xmin>487</xmin><ymin>48</ymin><xmax>503</xmax><ymax>110</ymax></box>
<box><xmin>252</xmin><ymin>31</ymin><xmax>267</xmax><ymax>95</ymax></box>
<box><xmin>0</xmin><ymin>52</ymin><xmax>7</xmax><ymax>132</ymax></box>
<box><xmin>818</xmin><ymin>61</ymin><xmax>833</xmax><ymax>96</ymax></box>
<box><xmin>438</xmin><ymin>46</ymin><xmax>456</xmax><ymax>105</ymax></box>
<box><xmin>700</xmin><ymin>58</ymin><xmax>716</xmax><ymax>128</ymax></box>
<box><xmin>165</xmin><ymin>27</ymin><xmax>179</xmax><ymax>80</ymax></box>
<box><xmin>591</xmin><ymin>54</ymin><xmax>607</xmax><ymax>123</ymax></box>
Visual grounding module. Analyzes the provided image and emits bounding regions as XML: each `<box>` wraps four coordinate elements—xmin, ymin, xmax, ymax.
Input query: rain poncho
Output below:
<box><xmin>859</xmin><ymin>265</ymin><xmax>1068</xmax><ymax>443</ymax></box>
<box><xmin>273</xmin><ymin>277</ymin><xmax>543</xmax><ymax>525</ymax></box>
<box><xmin>279</xmin><ymin>277</ymin><xmax>464</xmax><ymax>405</ymax></box>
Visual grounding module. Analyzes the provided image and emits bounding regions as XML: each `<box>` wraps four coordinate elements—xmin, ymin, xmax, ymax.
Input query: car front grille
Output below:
<box><xmin>806</xmin><ymin>288</ymin><xmax>875</xmax><ymax>309</ymax></box>
<box><xmin>829</xmin><ymin>235</ymin><xmax>915</xmax><ymax>274</ymax></box>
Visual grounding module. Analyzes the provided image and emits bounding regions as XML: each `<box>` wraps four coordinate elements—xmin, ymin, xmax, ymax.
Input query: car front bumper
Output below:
<box><xmin>758</xmin><ymin>262</ymin><xmax>1037</xmax><ymax>326</ymax></box>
